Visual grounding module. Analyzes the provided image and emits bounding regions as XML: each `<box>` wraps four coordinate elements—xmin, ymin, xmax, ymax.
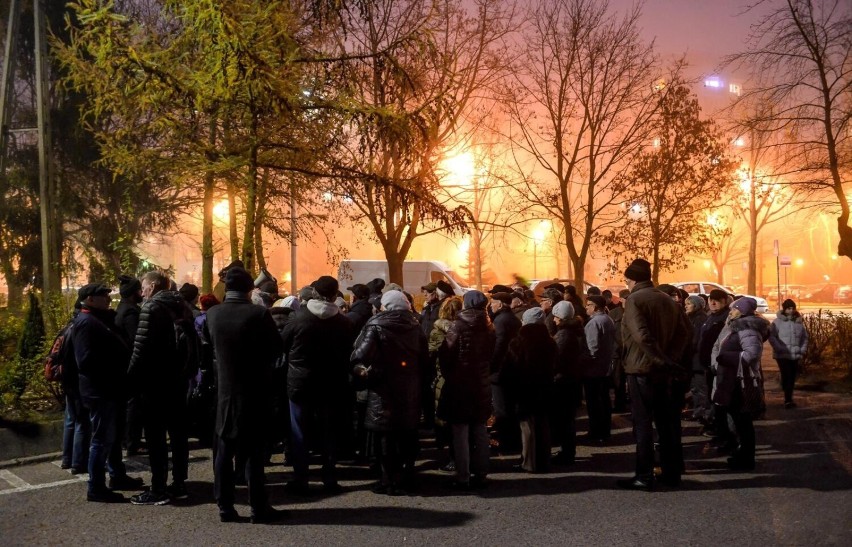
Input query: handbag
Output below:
<box><xmin>737</xmin><ymin>355</ymin><xmax>765</xmax><ymax>417</ymax></box>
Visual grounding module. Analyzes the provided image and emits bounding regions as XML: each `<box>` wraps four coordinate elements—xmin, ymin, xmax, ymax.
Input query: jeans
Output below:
<box><xmin>85</xmin><ymin>398</ymin><xmax>116</xmax><ymax>494</ymax></box>
<box><xmin>62</xmin><ymin>392</ymin><xmax>90</xmax><ymax>470</ymax></box>
<box><xmin>451</xmin><ymin>422</ymin><xmax>489</xmax><ymax>483</ymax></box>
<box><xmin>289</xmin><ymin>399</ymin><xmax>342</xmax><ymax>484</ymax></box>
<box><xmin>776</xmin><ymin>359</ymin><xmax>799</xmax><ymax>403</ymax></box>
<box><xmin>627</xmin><ymin>375</ymin><xmax>684</xmax><ymax>481</ymax></box>
<box><xmin>214</xmin><ymin>435</ymin><xmax>267</xmax><ymax>513</ymax></box>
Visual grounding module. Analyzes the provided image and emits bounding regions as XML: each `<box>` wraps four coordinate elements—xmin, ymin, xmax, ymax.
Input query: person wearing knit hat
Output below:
<box><xmin>551</xmin><ymin>300</ymin><xmax>575</xmax><ymax>320</ymax></box>
<box><xmin>119</xmin><ymin>274</ymin><xmax>142</xmax><ymax>300</ymax></box>
<box><xmin>713</xmin><ymin>294</ymin><xmax>770</xmax><ymax>472</ymax></box>
<box><xmin>769</xmin><ymin>298</ymin><xmax>807</xmax><ymax>408</ymax></box>
<box><xmin>550</xmin><ymin>294</ymin><xmax>586</xmax><ymax>466</ymax></box>
<box><xmin>213</xmin><ymin>260</ymin><xmax>245</xmax><ymax>302</ymax></box>
<box><xmin>707</xmin><ymin>289</ymin><xmax>730</xmax><ymax>304</ymax></box>
<box><xmin>522</xmin><ymin>307</ymin><xmax>546</xmax><ymax>325</ymax></box>
<box><xmin>618</xmin><ymin>258</ymin><xmax>693</xmax><ymax>491</ymax></box>
<box><xmin>114</xmin><ymin>275</ymin><xmax>147</xmax><ymax>462</ymax></box>
<box><xmin>381</xmin><ymin>289</ymin><xmax>411</xmax><ymax>311</ymax></box>
<box><xmin>489</xmin><ymin>289</ymin><xmax>523</xmax><ymax>454</ymax></box>
<box><xmin>439</xmin><ymin>287</ymin><xmax>494</xmax><ymax>489</ymax></box>
<box><xmin>225</xmin><ymin>267</ymin><xmax>254</xmax><ymax>293</ymax></box>
<box><xmin>583</xmin><ymin>294</ymin><xmax>616</xmax><ymax>441</ymax></box>
<box><xmin>179</xmin><ymin>283</ymin><xmax>202</xmax><ymax>317</ymax></box>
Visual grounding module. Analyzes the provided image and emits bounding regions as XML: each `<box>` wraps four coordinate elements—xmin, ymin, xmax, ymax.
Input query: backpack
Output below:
<box><xmin>44</xmin><ymin>321</ymin><xmax>75</xmax><ymax>382</ymax></box>
<box><xmin>170</xmin><ymin>309</ymin><xmax>201</xmax><ymax>379</ymax></box>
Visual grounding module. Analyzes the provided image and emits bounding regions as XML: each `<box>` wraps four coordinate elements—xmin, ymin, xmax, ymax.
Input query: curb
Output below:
<box><xmin>0</xmin><ymin>419</ymin><xmax>64</xmax><ymax>468</ymax></box>
<box><xmin>0</xmin><ymin>451</ymin><xmax>62</xmax><ymax>469</ymax></box>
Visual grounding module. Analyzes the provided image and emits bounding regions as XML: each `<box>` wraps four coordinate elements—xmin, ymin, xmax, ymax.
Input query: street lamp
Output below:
<box><xmin>532</xmin><ymin>228</ymin><xmax>545</xmax><ymax>279</ymax></box>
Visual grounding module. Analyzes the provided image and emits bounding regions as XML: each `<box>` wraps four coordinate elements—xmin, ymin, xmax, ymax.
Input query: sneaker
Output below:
<box><xmin>440</xmin><ymin>461</ymin><xmax>456</xmax><ymax>473</ymax></box>
<box><xmin>130</xmin><ymin>490</ymin><xmax>171</xmax><ymax>506</ymax></box>
<box><xmin>166</xmin><ymin>482</ymin><xmax>188</xmax><ymax>500</ymax></box>
<box><xmin>109</xmin><ymin>474</ymin><xmax>144</xmax><ymax>491</ymax></box>
<box><xmin>250</xmin><ymin>507</ymin><xmax>288</xmax><ymax>525</ymax></box>
<box><xmin>87</xmin><ymin>489</ymin><xmax>126</xmax><ymax>503</ymax></box>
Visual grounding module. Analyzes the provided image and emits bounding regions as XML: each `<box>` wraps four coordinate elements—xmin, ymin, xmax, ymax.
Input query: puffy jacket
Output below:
<box><xmin>769</xmin><ymin>311</ymin><xmax>808</xmax><ymax>360</ymax></box>
<box><xmin>621</xmin><ymin>281</ymin><xmax>691</xmax><ymax>377</ymax></box>
<box><xmin>282</xmin><ymin>299</ymin><xmax>354</xmax><ymax>404</ymax></box>
<box><xmin>584</xmin><ymin>312</ymin><xmax>616</xmax><ymax>378</ymax></box>
<box><xmin>712</xmin><ymin>314</ymin><xmax>769</xmax><ymax>407</ymax></box>
<box><xmin>127</xmin><ymin>291</ymin><xmax>196</xmax><ymax>394</ymax></box>
<box><xmin>437</xmin><ymin>308</ymin><xmax>495</xmax><ymax>424</ymax></box>
<box><xmin>491</xmin><ymin>306</ymin><xmax>521</xmax><ymax>379</ymax></box>
<box><xmin>115</xmin><ymin>298</ymin><xmax>141</xmax><ymax>346</ymax></box>
<box><xmin>351</xmin><ymin>310</ymin><xmax>426</xmax><ymax>431</ymax></box>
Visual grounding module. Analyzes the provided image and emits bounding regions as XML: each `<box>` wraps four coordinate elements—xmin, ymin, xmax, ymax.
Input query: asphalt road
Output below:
<box><xmin>1</xmin><ymin>368</ymin><xmax>850</xmax><ymax>547</ymax></box>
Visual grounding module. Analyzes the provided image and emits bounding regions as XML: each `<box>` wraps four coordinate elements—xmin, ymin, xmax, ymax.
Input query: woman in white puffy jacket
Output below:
<box><xmin>768</xmin><ymin>299</ymin><xmax>808</xmax><ymax>409</ymax></box>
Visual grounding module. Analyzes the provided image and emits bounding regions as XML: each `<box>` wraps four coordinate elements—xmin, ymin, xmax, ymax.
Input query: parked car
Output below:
<box><xmin>801</xmin><ymin>283</ymin><xmax>840</xmax><ymax>303</ymax></box>
<box><xmin>834</xmin><ymin>285</ymin><xmax>852</xmax><ymax>304</ymax></box>
<box><xmin>529</xmin><ymin>278</ymin><xmax>598</xmax><ymax>298</ymax></box>
<box><xmin>670</xmin><ymin>281</ymin><xmax>770</xmax><ymax>314</ymax></box>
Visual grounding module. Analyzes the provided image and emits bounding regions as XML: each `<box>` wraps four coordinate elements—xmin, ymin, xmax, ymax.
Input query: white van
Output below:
<box><xmin>338</xmin><ymin>260</ymin><xmax>471</xmax><ymax>296</ymax></box>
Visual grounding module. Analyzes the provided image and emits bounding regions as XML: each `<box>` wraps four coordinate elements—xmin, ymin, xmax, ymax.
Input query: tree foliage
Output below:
<box><xmin>604</xmin><ymin>84</ymin><xmax>737</xmax><ymax>283</ymax></box>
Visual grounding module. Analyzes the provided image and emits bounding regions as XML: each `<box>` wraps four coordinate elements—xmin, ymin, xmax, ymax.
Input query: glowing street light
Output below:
<box><xmin>532</xmin><ymin>223</ymin><xmax>547</xmax><ymax>279</ymax></box>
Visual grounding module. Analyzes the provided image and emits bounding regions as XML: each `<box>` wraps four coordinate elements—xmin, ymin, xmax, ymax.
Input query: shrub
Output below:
<box><xmin>832</xmin><ymin>313</ymin><xmax>852</xmax><ymax>376</ymax></box>
<box><xmin>801</xmin><ymin>309</ymin><xmax>832</xmax><ymax>373</ymax></box>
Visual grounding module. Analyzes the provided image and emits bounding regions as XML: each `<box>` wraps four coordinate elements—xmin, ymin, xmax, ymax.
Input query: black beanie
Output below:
<box><xmin>179</xmin><ymin>283</ymin><xmax>199</xmax><ymax>302</ymax></box>
<box><xmin>225</xmin><ymin>267</ymin><xmax>254</xmax><ymax>292</ymax></box>
<box><xmin>624</xmin><ymin>258</ymin><xmax>652</xmax><ymax>282</ymax></box>
<box><xmin>312</xmin><ymin>275</ymin><xmax>339</xmax><ymax>300</ymax></box>
<box><xmin>782</xmin><ymin>299</ymin><xmax>796</xmax><ymax>310</ymax></box>
<box><xmin>118</xmin><ymin>274</ymin><xmax>141</xmax><ymax>298</ymax></box>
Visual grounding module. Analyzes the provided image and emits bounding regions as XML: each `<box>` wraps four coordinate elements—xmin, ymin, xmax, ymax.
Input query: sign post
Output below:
<box><xmin>774</xmin><ymin>240</ymin><xmax>781</xmax><ymax>309</ymax></box>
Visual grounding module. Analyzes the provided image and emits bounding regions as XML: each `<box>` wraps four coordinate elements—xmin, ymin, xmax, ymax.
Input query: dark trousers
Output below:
<box><xmin>125</xmin><ymin>395</ymin><xmax>144</xmax><ymax>449</ymax></box>
<box><xmin>214</xmin><ymin>435</ymin><xmax>267</xmax><ymax>513</ymax></box>
<box><xmin>421</xmin><ymin>355</ymin><xmax>437</xmax><ymax>428</ymax></box>
<box><xmin>583</xmin><ymin>377</ymin><xmax>612</xmax><ymax>439</ymax></box>
<box><xmin>551</xmin><ymin>380</ymin><xmax>581</xmax><ymax>458</ymax></box>
<box><xmin>520</xmin><ymin>413</ymin><xmax>551</xmax><ymax>473</ymax></box>
<box><xmin>612</xmin><ymin>360</ymin><xmax>628</xmax><ymax>411</ymax></box>
<box><xmin>289</xmin><ymin>399</ymin><xmax>341</xmax><ymax>484</ymax></box>
<box><xmin>492</xmin><ymin>384</ymin><xmax>520</xmax><ymax>452</ymax></box>
<box><xmin>628</xmin><ymin>375</ymin><xmax>684</xmax><ymax>481</ymax></box>
<box><xmin>729</xmin><ymin>388</ymin><xmax>756</xmax><ymax>463</ymax></box>
<box><xmin>375</xmin><ymin>429</ymin><xmax>418</xmax><ymax>487</ymax></box>
<box><xmin>62</xmin><ymin>392</ymin><xmax>90</xmax><ymax>470</ymax></box>
<box><xmin>144</xmin><ymin>395</ymin><xmax>189</xmax><ymax>493</ymax></box>
<box><xmin>776</xmin><ymin>359</ymin><xmax>799</xmax><ymax>403</ymax></box>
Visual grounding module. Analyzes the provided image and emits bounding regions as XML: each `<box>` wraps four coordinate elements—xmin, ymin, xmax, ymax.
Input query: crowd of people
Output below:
<box><xmin>58</xmin><ymin>257</ymin><xmax>808</xmax><ymax>523</ymax></box>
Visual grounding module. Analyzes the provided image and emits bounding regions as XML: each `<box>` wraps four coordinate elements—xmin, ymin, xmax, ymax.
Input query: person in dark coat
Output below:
<box><xmin>489</xmin><ymin>292</ymin><xmax>522</xmax><ymax>453</ymax></box>
<box><xmin>582</xmin><ymin>295</ymin><xmax>616</xmax><ymax>441</ymax></box>
<box><xmin>539</xmin><ymin>288</ymin><xmax>563</xmax><ymax>336</ymax></box>
<box><xmin>698</xmin><ymin>290</ymin><xmax>732</xmax><ymax>440</ymax></box>
<box><xmin>179</xmin><ymin>283</ymin><xmax>202</xmax><ymax>318</ymax></box>
<box><xmin>550</xmin><ymin>301</ymin><xmax>587</xmax><ymax>465</ymax></box>
<box><xmin>684</xmin><ymin>295</ymin><xmax>710</xmax><ymax>422</ymax></box>
<box><xmin>511</xmin><ymin>290</ymin><xmax>535</xmax><ymax>323</ymax></box>
<box><xmin>266</xmin><ymin>295</ymin><xmax>301</xmax><ymax>464</ymax></box>
<box><xmin>565</xmin><ymin>285</ymin><xmax>589</xmax><ymax>324</ymax></box>
<box><xmin>346</xmin><ymin>284</ymin><xmax>373</xmax><ymax>336</ymax></box>
<box><xmin>438</xmin><ymin>290</ymin><xmax>495</xmax><ymax>489</ymax></box>
<box><xmin>499</xmin><ymin>309</ymin><xmax>555</xmax><ymax>473</ymax></box>
<box><xmin>351</xmin><ymin>291</ymin><xmax>426</xmax><ymax>495</ymax></box>
<box><xmin>127</xmin><ymin>271</ymin><xmax>198</xmax><ymax>505</ymax></box>
<box><xmin>282</xmin><ymin>275</ymin><xmax>354</xmax><ymax>494</ymax></box>
<box><xmin>115</xmin><ymin>274</ymin><xmax>145</xmax><ymax>457</ymax></box>
<box><xmin>205</xmin><ymin>266</ymin><xmax>286</xmax><ymax>523</ymax></box>
<box><xmin>61</xmin><ymin>303</ymin><xmax>91</xmax><ymax>475</ymax></box>
<box><xmin>71</xmin><ymin>283</ymin><xmax>137</xmax><ymax>503</ymax></box>
<box><xmin>608</xmin><ymin>289</ymin><xmax>631</xmax><ymax>412</ymax></box>
<box><xmin>619</xmin><ymin>258</ymin><xmax>692</xmax><ymax>491</ymax></box>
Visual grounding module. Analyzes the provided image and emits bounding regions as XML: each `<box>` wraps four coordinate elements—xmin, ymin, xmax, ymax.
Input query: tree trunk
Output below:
<box><xmin>651</xmin><ymin>244</ymin><xmax>661</xmax><ymax>285</ymax></box>
<box><xmin>385</xmin><ymin>247</ymin><xmax>404</xmax><ymax>286</ymax></box>
<box><xmin>253</xmin><ymin>169</ymin><xmax>268</xmax><ymax>272</ymax></box>
<box><xmin>227</xmin><ymin>182</ymin><xmax>239</xmax><ymax>263</ymax></box>
<box><xmin>241</xmin><ymin>151</ymin><xmax>257</xmax><ymax>275</ymax></box>
<box><xmin>5</xmin><ymin>280</ymin><xmax>24</xmax><ymax>310</ymax></box>
<box><xmin>201</xmin><ymin>116</ymin><xmax>216</xmax><ymax>293</ymax></box>
<box><xmin>747</xmin><ymin>223</ymin><xmax>758</xmax><ymax>295</ymax></box>
<box><xmin>472</xmin><ymin>227</ymin><xmax>483</xmax><ymax>289</ymax></box>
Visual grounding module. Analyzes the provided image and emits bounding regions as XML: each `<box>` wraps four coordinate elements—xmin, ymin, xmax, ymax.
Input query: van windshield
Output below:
<box><xmin>445</xmin><ymin>269</ymin><xmax>470</xmax><ymax>288</ymax></box>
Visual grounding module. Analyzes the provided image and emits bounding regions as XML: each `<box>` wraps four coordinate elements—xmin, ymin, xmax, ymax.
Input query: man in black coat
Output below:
<box><xmin>489</xmin><ymin>292</ymin><xmax>522</xmax><ymax>453</ymax></box>
<box><xmin>115</xmin><ymin>274</ymin><xmax>145</xmax><ymax>456</ymax></box>
<box><xmin>346</xmin><ymin>283</ymin><xmax>373</xmax><ymax>336</ymax></box>
<box><xmin>282</xmin><ymin>275</ymin><xmax>354</xmax><ymax>493</ymax></box>
<box><xmin>71</xmin><ymin>283</ymin><xmax>137</xmax><ymax>503</ymax></box>
<box><xmin>698</xmin><ymin>289</ymin><xmax>732</xmax><ymax>440</ymax></box>
<box><xmin>127</xmin><ymin>271</ymin><xmax>198</xmax><ymax>505</ymax></box>
<box><xmin>206</xmin><ymin>267</ymin><xmax>286</xmax><ymax>523</ymax></box>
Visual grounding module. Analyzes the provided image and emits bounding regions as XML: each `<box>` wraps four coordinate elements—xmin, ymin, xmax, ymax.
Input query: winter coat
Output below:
<box><xmin>115</xmin><ymin>298</ymin><xmax>141</xmax><ymax>346</ymax></box>
<box><xmin>608</xmin><ymin>304</ymin><xmax>626</xmax><ymax>368</ymax></box>
<box><xmin>769</xmin><ymin>312</ymin><xmax>808</xmax><ymax>360</ymax></box>
<box><xmin>72</xmin><ymin>307</ymin><xmax>130</xmax><ymax>402</ymax></box>
<box><xmin>698</xmin><ymin>307</ymin><xmax>729</xmax><ymax>370</ymax></box>
<box><xmin>584</xmin><ymin>311</ymin><xmax>616</xmax><ymax>378</ymax></box>
<box><xmin>420</xmin><ymin>298</ymin><xmax>442</xmax><ymax>338</ymax></box>
<box><xmin>499</xmin><ymin>323</ymin><xmax>555</xmax><ymax>418</ymax></box>
<box><xmin>686</xmin><ymin>309</ymin><xmax>708</xmax><ymax>372</ymax></box>
<box><xmin>205</xmin><ymin>294</ymin><xmax>284</xmax><ymax>440</ymax></box>
<box><xmin>347</xmin><ymin>298</ymin><xmax>373</xmax><ymax>337</ymax></box>
<box><xmin>491</xmin><ymin>306</ymin><xmax>521</xmax><ymax>380</ymax></box>
<box><xmin>282</xmin><ymin>299</ymin><xmax>354</xmax><ymax>404</ymax></box>
<box><xmin>351</xmin><ymin>310</ymin><xmax>426</xmax><ymax>432</ymax></box>
<box><xmin>621</xmin><ymin>281</ymin><xmax>692</xmax><ymax>377</ymax></box>
<box><xmin>127</xmin><ymin>291</ymin><xmax>197</xmax><ymax>395</ymax></box>
<box><xmin>429</xmin><ymin>318</ymin><xmax>452</xmax><ymax>354</ymax></box>
<box><xmin>553</xmin><ymin>318</ymin><xmax>588</xmax><ymax>383</ymax></box>
<box><xmin>437</xmin><ymin>308</ymin><xmax>495</xmax><ymax>424</ymax></box>
<box><xmin>712</xmin><ymin>314</ymin><xmax>770</xmax><ymax>407</ymax></box>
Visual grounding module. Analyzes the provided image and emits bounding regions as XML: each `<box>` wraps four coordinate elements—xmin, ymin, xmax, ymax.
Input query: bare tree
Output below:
<box><xmin>503</xmin><ymin>0</ymin><xmax>666</xmax><ymax>290</ymax></box>
<box><xmin>726</xmin><ymin>0</ymin><xmax>851</xmax><ymax>259</ymax></box>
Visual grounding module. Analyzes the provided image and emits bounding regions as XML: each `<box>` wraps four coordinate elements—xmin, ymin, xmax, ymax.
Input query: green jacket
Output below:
<box><xmin>621</xmin><ymin>281</ymin><xmax>691</xmax><ymax>376</ymax></box>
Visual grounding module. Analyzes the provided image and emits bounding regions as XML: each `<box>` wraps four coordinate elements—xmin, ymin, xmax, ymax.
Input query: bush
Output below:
<box><xmin>832</xmin><ymin>314</ymin><xmax>852</xmax><ymax>376</ymax></box>
<box><xmin>801</xmin><ymin>310</ymin><xmax>832</xmax><ymax>373</ymax></box>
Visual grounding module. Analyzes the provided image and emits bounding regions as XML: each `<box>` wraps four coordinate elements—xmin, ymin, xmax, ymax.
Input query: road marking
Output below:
<box><xmin>0</xmin><ymin>475</ymin><xmax>87</xmax><ymax>496</ymax></box>
<box><xmin>0</xmin><ymin>470</ymin><xmax>31</xmax><ymax>489</ymax></box>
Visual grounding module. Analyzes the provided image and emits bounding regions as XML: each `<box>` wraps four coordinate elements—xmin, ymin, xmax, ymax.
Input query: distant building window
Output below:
<box><xmin>729</xmin><ymin>83</ymin><xmax>741</xmax><ymax>95</ymax></box>
<box><xmin>704</xmin><ymin>78</ymin><xmax>722</xmax><ymax>89</ymax></box>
